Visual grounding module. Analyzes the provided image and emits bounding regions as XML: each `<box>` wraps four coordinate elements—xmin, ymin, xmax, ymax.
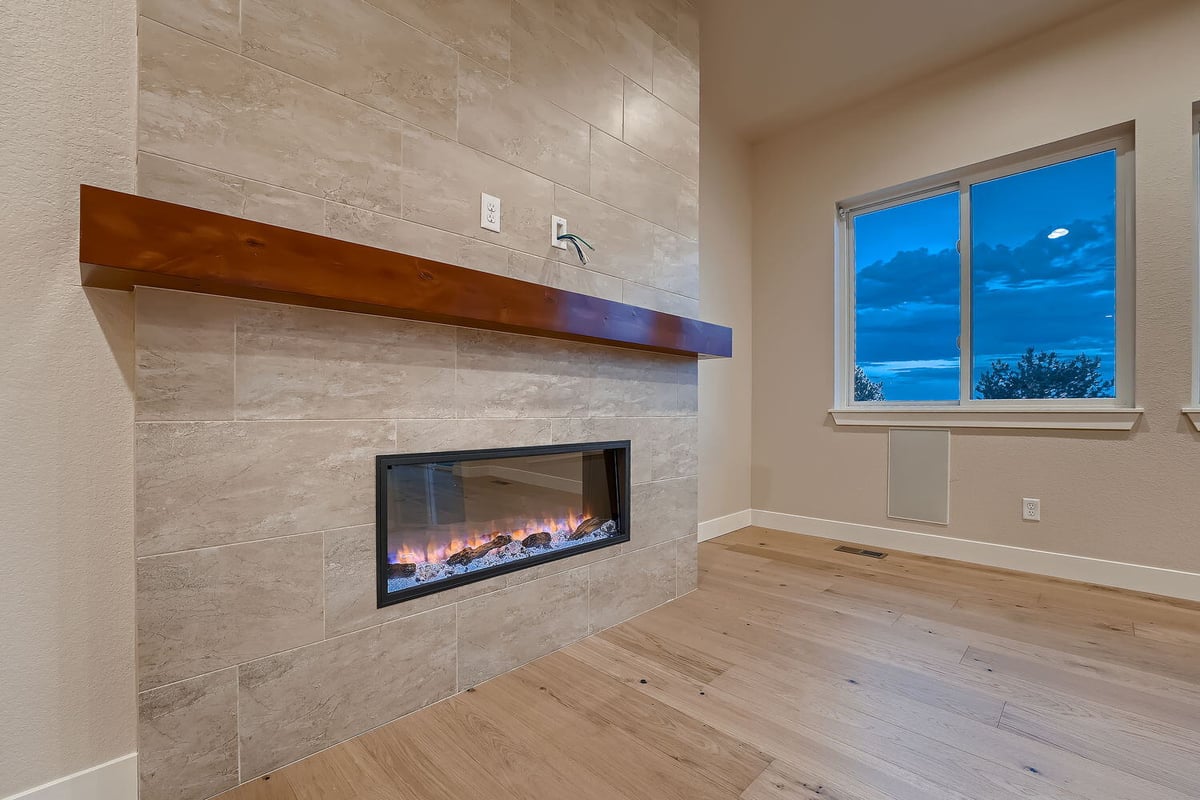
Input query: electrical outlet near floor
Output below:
<box><xmin>1022</xmin><ymin>498</ymin><xmax>1041</xmax><ymax>521</ymax></box>
<box><xmin>481</xmin><ymin>193</ymin><xmax>501</xmax><ymax>232</ymax></box>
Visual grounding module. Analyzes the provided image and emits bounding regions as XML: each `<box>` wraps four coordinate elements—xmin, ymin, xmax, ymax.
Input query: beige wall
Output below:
<box><xmin>752</xmin><ymin>0</ymin><xmax>1200</xmax><ymax>573</ymax></box>
<box><xmin>699</xmin><ymin>111</ymin><xmax>753</xmax><ymax>523</ymax></box>
<box><xmin>131</xmin><ymin>2</ymin><xmax>702</xmax><ymax>798</ymax></box>
<box><xmin>0</xmin><ymin>1</ymin><xmax>138</xmax><ymax>795</ymax></box>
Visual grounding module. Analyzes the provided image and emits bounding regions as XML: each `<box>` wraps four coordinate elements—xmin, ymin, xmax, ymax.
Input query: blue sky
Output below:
<box><xmin>854</xmin><ymin>150</ymin><xmax>1117</xmax><ymax>401</ymax></box>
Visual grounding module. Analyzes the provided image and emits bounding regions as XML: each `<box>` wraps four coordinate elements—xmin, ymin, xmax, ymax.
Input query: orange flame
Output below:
<box><xmin>390</xmin><ymin>509</ymin><xmax>588</xmax><ymax>565</ymax></box>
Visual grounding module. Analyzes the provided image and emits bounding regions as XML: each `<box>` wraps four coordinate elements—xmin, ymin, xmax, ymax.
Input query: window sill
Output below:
<box><xmin>829</xmin><ymin>406</ymin><xmax>1143</xmax><ymax>431</ymax></box>
<box><xmin>1181</xmin><ymin>409</ymin><xmax>1200</xmax><ymax>431</ymax></box>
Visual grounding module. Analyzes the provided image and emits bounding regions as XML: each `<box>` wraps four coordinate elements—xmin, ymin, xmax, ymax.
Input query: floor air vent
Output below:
<box><xmin>835</xmin><ymin>545</ymin><xmax>888</xmax><ymax>559</ymax></box>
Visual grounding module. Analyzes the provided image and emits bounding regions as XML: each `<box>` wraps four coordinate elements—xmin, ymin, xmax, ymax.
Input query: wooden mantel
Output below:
<box><xmin>78</xmin><ymin>185</ymin><xmax>732</xmax><ymax>358</ymax></box>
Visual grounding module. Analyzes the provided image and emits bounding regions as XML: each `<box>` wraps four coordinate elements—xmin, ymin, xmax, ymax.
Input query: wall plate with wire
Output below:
<box><xmin>551</xmin><ymin>215</ymin><xmax>568</xmax><ymax>249</ymax></box>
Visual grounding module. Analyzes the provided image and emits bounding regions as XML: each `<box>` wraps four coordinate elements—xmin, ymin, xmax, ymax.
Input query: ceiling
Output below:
<box><xmin>698</xmin><ymin>0</ymin><xmax>1125</xmax><ymax>140</ymax></box>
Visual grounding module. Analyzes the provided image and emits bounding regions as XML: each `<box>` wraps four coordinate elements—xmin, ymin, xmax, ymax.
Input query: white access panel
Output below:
<box><xmin>887</xmin><ymin>428</ymin><xmax>950</xmax><ymax>525</ymax></box>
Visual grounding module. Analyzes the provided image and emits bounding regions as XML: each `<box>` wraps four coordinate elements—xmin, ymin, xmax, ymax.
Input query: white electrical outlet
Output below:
<box><xmin>481</xmin><ymin>193</ymin><xmax>501</xmax><ymax>232</ymax></box>
<box><xmin>551</xmin><ymin>215</ymin><xmax>568</xmax><ymax>249</ymax></box>
<box><xmin>1022</xmin><ymin>498</ymin><xmax>1041</xmax><ymax>521</ymax></box>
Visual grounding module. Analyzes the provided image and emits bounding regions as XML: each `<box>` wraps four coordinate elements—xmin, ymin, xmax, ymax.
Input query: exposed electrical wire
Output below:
<box><xmin>556</xmin><ymin>232</ymin><xmax>595</xmax><ymax>266</ymax></box>
<box><xmin>557</xmin><ymin>233</ymin><xmax>594</xmax><ymax>251</ymax></box>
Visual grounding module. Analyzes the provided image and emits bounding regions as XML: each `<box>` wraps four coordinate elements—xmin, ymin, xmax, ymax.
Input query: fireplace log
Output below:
<box><xmin>522</xmin><ymin>531</ymin><xmax>553</xmax><ymax>549</ymax></box>
<box><xmin>387</xmin><ymin>563</ymin><xmax>417</xmax><ymax>579</ymax></box>
<box><xmin>447</xmin><ymin>533</ymin><xmax>513</xmax><ymax>567</ymax></box>
<box><xmin>569</xmin><ymin>517</ymin><xmax>607</xmax><ymax>540</ymax></box>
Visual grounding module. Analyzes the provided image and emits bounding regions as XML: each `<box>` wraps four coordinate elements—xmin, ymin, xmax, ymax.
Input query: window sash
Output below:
<box><xmin>836</xmin><ymin>127</ymin><xmax>1134</xmax><ymax>410</ymax></box>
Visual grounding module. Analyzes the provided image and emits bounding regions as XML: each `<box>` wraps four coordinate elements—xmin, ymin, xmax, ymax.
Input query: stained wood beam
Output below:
<box><xmin>78</xmin><ymin>185</ymin><xmax>732</xmax><ymax>358</ymax></box>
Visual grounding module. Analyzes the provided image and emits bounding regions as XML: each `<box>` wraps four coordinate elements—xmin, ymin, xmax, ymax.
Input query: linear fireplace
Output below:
<box><xmin>376</xmin><ymin>441</ymin><xmax>631</xmax><ymax>606</ymax></box>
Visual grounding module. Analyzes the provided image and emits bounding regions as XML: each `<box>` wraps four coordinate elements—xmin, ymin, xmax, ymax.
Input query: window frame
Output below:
<box><xmin>1184</xmin><ymin>113</ymin><xmax>1200</xmax><ymax>430</ymax></box>
<box><xmin>833</xmin><ymin>126</ymin><xmax>1138</xmax><ymax>429</ymax></box>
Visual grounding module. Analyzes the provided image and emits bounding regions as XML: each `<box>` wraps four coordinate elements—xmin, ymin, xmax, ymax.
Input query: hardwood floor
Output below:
<box><xmin>219</xmin><ymin>527</ymin><xmax>1200</xmax><ymax>800</ymax></box>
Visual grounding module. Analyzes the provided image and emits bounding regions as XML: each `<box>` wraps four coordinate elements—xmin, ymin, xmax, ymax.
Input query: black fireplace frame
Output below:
<box><xmin>376</xmin><ymin>440</ymin><xmax>631</xmax><ymax>607</ymax></box>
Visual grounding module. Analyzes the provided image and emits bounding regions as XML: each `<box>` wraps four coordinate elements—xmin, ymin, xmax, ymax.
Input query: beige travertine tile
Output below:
<box><xmin>457</xmin><ymin>567</ymin><xmax>589</xmax><ymax>687</ymax></box>
<box><xmin>401</xmin><ymin>126</ymin><xmax>555</xmax><ymax>255</ymax></box>
<box><xmin>516</xmin><ymin>0</ymin><xmax>556</xmax><ymax>21</ymax></box>
<box><xmin>324</xmin><ymin>203</ymin><xmax>512</xmax><ymax>276</ymax></box>
<box><xmin>636</xmin><ymin>0</ymin><xmax>678</xmax><ymax>42</ymax></box>
<box><xmin>677</xmin><ymin>0</ymin><xmax>700</xmax><ymax>65</ymax></box>
<box><xmin>503</xmin><ymin>543</ymin><xmax>622</xmax><ymax>588</ymax></box>
<box><xmin>324</xmin><ymin>525</ymin><xmax>454</xmax><ymax>637</ymax></box>
<box><xmin>679</xmin><ymin>361</ymin><xmax>699</xmax><ymax>416</ymax></box>
<box><xmin>455</xmin><ymin>329</ymin><xmax>595</xmax><ymax>418</ymax></box>
<box><xmin>622</xmin><ymin>281</ymin><xmax>700</xmax><ymax>318</ymax></box>
<box><xmin>591</xmin><ymin>348</ymin><xmax>695</xmax><ymax>417</ymax></box>
<box><xmin>135</xmin><ymin>288</ymin><xmax>238</xmax><ymax>422</ymax></box>
<box><xmin>234</xmin><ymin>303</ymin><xmax>456</xmax><ymax>420</ymax></box>
<box><xmin>453</xmin><ymin>572</ymin><xmax>510</xmax><ymax>601</ymax></box>
<box><xmin>137</xmin><ymin>154</ymin><xmax>326</xmax><ymax>235</ymax></box>
<box><xmin>137</xmin><ymin>153</ymin><xmax>244</xmax><ymax>215</ymax></box>
<box><xmin>652</xmin><ymin>34</ymin><xmax>699</xmax><ymax>122</ymax></box>
<box><xmin>676</xmin><ymin>532</ymin><xmax>698</xmax><ymax>594</ymax></box>
<box><xmin>139</xmin><ymin>19</ymin><xmax>406</xmax><ymax>214</ymax></box>
<box><xmin>138</xmin><ymin>668</ymin><xmax>238</xmax><ymax>800</ymax></box>
<box><xmin>457</xmin><ymin>59</ymin><xmax>591</xmax><ymax>192</ymax></box>
<box><xmin>241</xmin><ymin>181</ymin><xmax>326</xmax><ymax>234</ymax></box>
<box><xmin>239</xmin><ymin>606</ymin><xmax>457</xmax><ymax>779</ymax></box>
<box><xmin>629</xmin><ymin>475</ymin><xmax>698</xmax><ymax>551</ymax></box>
<box><xmin>651</xmin><ymin>224</ymin><xmax>701</xmax><ymax>298</ymax></box>
<box><xmin>588</xmin><ymin>539</ymin><xmax>676</xmax><ymax>631</ymax></box>
<box><xmin>136</xmin><ymin>420</ymin><xmax>394</xmax><ymax>555</ymax></box>
<box><xmin>510</xmin><ymin>2</ymin><xmax>623</xmax><ymax>137</ymax></box>
<box><xmin>557</xmin><ymin>0</ymin><xmax>654</xmax><ymax>87</ymax></box>
<box><xmin>139</xmin><ymin>0</ymin><xmax>240</xmax><ymax>50</ymax></box>
<box><xmin>648</xmin><ymin>416</ymin><xmax>699</xmax><ymax>481</ymax></box>
<box><xmin>241</xmin><ymin>0</ymin><xmax>458</xmax><ymax>138</ymax></box>
<box><xmin>136</xmin><ymin>534</ymin><xmax>324</xmax><ymax>689</ymax></box>
<box><xmin>590</xmin><ymin>130</ymin><xmax>698</xmax><ymax>238</ymax></box>
<box><xmin>552</xmin><ymin>186</ymin><xmax>656</xmax><ymax>284</ymax></box>
<box><xmin>508</xmin><ymin>253</ymin><xmax>625</xmax><ymax>303</ymax></box>
<box><xmin>365</xmin><ymin>0</ymin><xmax>510</xmax><ymax>72</ymax></box>
<box><xmin>623</xmin><ymin>78</ymin><xmax>699</xmax><ymax>180</ymax></box>
<box><xmin>394</xmin><ymin>418</ymin><xmax>553</xmax><ymax>453</ymax></box>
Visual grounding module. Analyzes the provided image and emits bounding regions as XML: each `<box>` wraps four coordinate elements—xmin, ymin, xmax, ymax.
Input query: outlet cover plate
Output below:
<box><xmin>481</xmin><ymin>193</ymin><xmax>501</xmax><ymax>232</ymax></box>
<box><xmin>1022</xmin><ymin>498</ymin><xmax>1041</xmax><ymax>521</ymax></box>
<box><xmin>551</xmin><ymin>215</ymin><xmax>567</xmax><ymax>249</ymax></box>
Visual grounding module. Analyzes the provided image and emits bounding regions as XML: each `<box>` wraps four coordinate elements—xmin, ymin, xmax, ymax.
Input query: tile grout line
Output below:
<box><xmin>234</xmin><ymin>663</ymin><xmax>242</xmax><ymax>787</ymax></box>
<box><xmin>231</xmin><ymin>305</ymin><xmax>238</xmax><ymax>421</ymax></box>
<box><xmin>321</xmin><ymin>530</ymin><xmax>327</xmax><ymax>641</ymax></box>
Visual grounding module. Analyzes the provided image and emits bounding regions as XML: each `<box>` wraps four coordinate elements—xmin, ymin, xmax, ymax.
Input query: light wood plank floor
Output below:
<box><xmin>220</xmin><ymin>527</ymin><xmax>1200</xmax><ymax>800</ymax></box>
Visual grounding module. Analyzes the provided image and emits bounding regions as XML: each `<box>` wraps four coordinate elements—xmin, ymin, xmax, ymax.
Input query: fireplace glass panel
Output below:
<box><xmin>377</xmin><ymin>442</ymin><xmax>629</xmax><ymax>605</ymax></box>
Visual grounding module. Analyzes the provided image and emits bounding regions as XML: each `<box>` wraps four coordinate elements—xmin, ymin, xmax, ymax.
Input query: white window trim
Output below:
<box><xmin>1186</xmin><ymin>114</ymin><xmax>1200</xmax><ymax>429</ymax></box>
<box><xmin>831</xmin><ymin>406</ymin><xmax>1143</xmax><ymax>430</ymax></box>
<box><xmin>833</xmin><ymin>125</ymin><xmax>1138</xmax><ymax>431</ymax></box>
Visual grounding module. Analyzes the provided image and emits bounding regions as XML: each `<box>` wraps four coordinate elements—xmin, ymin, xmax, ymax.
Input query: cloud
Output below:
<box><xmin>856</xmin><ymin>214</ymin><xmax>1117</xmax><ymax>397</ymax></box>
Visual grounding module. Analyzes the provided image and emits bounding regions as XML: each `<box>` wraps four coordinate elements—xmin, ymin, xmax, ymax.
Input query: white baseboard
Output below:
<box><xmin>749</xmin><ymin>509</ymin><xmax>1200</xmax><ymax>603</ymax></box>
<box><xmin>3</xmin><ymin>754</ymin><xmax>136</xmax><ymax>800</ymax></box>
<box><xmin>698</xmin><ymin>509</ymin><xmax>753</xmax><ymax>541</ymax></box>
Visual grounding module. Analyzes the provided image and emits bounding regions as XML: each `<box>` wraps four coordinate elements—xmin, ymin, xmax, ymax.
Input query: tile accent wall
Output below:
<box><xmin>131</xmin><ymin>2</ymin><xmax>700</xmax><ymax>798</ymax></box>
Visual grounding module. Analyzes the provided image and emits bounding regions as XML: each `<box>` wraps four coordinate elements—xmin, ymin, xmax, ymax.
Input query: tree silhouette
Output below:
<box><xmin>975</xmin><ymin>348</ymin><xmax>1113</xmax><ymax>399</ymax></box>
<box><xmin>854</xmin><ymin>365</ymin><xmax>886</xmax><ymax>401</ymax></box>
